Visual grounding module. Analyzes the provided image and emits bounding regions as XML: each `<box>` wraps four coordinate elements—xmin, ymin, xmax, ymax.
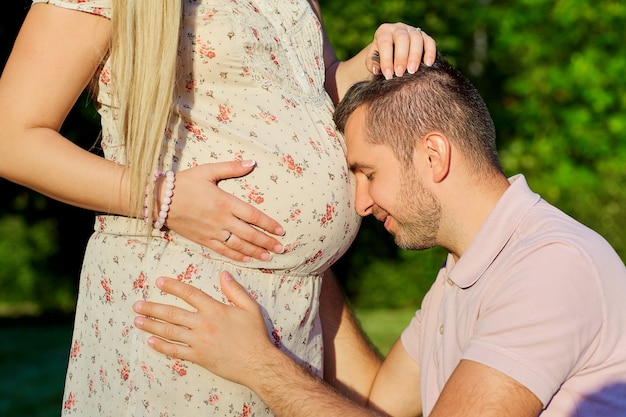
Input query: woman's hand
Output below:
<box><xmin>328</xmin><ymin>21</ymin><xmax>437</xmax><ymax>102</ymax></box>
<box><xmin>133</xmin><ymin>273</ymin><xmax>274</xmax><ymax>386</ymax></box>
<box><xmin>158</xmin><ymin>160</ymin><xmax>285</xmax><ymax>262</ymax></box>
<box><xmin>367</xmin><ymin>23</ymin><xmax>436</xmax><ymax>79</ymax></box>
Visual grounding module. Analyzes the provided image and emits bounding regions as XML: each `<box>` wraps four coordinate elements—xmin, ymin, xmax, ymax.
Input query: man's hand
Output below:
<box><xmin>133</xmin><ymin>274</ymin><xmax>384</xmax><ymax>417</ymax></box>
<box><xmin>133</xmin><ymin>272</ymin><xmax>276</xmax><ymax>387</ymax></box>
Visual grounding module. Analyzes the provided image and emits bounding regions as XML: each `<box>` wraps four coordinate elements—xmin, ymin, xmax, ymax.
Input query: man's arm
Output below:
<box><xmin>429</xmin><ymin>359</ymin><xmax>543</xmax><ymax>417</ymax></box>
<box><xmin>368</xmin><ymin>339</ymin><xmax>422</xmax><ymax>416</ymax></box>
<box><xmin>368</xmin><ymin>342</ymin><xmax>542</xmax><ymax>417</ymax></box>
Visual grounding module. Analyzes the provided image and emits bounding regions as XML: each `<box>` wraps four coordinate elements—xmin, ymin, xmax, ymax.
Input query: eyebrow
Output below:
<box><xmin>348</xmin><ymin>162</ymin><xmax>375</xmax><ymax>172</ymax></box>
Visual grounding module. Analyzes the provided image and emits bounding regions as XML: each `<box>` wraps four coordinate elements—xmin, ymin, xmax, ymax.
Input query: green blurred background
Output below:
<box><xmin>1</xmin><ymin>0</ymin><xmax>625</xmax><ymax>415</ymax></box>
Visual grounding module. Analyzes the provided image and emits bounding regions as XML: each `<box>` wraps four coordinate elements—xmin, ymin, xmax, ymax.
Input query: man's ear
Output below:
<box><xmin>423</xmin><ymin>132</ymin><xmax>451</xmax><ymax>183</ymax></box>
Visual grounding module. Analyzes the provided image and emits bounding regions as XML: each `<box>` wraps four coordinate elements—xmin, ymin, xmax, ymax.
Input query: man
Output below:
<box><xmin>133</xmin><ymin>54</ymin><xmax>626</xmax><ymax>416</ymax></box>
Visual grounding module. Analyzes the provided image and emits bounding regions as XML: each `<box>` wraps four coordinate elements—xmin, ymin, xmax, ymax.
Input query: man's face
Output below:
<box><xmin>344</xmin><ymin>107</ymin><xmax>441</xmax><ymax>250</ymax></box>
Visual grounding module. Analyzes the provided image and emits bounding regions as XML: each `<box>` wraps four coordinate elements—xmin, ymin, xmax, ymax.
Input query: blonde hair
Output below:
<box><xmin>109</xmin><ymin>0</ymin><xmax>182</xmax><ymax>224</ymax></box>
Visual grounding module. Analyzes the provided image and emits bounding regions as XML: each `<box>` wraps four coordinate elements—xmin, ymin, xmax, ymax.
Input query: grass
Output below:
<box><xmin>354</xmin><ymin>308</ymin><xmax>417</xmax><ymax>356</ymax></box>
<box><xmin>0</xmin><ymin>308</ymin><xmax>416</xmax><ymax>416</ymax></box>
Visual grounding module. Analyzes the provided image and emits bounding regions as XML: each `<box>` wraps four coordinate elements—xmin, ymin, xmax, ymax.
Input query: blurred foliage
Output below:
<box><xmin>1</xmin><ymin>0</ymin><xmax>624</xmax><ymax>315</ymax></box>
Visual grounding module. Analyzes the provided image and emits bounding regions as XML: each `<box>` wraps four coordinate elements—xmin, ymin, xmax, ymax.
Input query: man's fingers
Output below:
<box><xmin>147</xmin><ymin>335</ymin><xmax>195</xmax><ymax>362</ymax></box>
<box><xmin>219</xmin><ymin>271</ymin><xmax>259</xmax><ymax>312</ymax></box>
<box><xmin>134</xmin><ymin>313</ymin><xmax>188</xmax><ymax>342</ymax></box>
<box><xmin>132</xmin><ymin>299</ymin><xmax>196</xmax><ymax>334</ymax></box>
<box><xmin>155</xmin><ymin>277</ymin><xmax>217</xmax><ymax>311</ymax></box>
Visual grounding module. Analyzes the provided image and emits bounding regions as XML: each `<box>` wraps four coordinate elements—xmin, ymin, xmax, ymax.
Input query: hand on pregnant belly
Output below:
<box><xmin>133</xmin><ymin>273</ymin><xmax>274</xmax><ymax>388</ymax></box>
<box><xmin>161</xmin><ymin>160</ymin><xmax>286</xmax><ymax>262</ymax></box>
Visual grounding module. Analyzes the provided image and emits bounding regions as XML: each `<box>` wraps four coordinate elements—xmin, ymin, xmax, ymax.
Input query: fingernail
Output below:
<box><xmin>395</xmin><ymin>66</ymin><xmax>405</xmax><ymax>77</ymax></box>
<box><xmin>260</xmin><ymin>252</ymin><xmax>271</xmax><ymax>261</ymax></box>
<box><xmin>407</xmin><ymin>62</ymin><xmax>418</xmax><ymax>74</ymax></box>
<box><xmin>372</xmin><ymin>65</ymin><xmax>378</xmax><ymax>75</ymax></box>
<box><xmin>134</xmin><ymin>316</ymin><xmax>144</xmax><ymax>326</ymax></box>
<box><xmin>242</xmin><ymin>256</ymin><xmax>252</xmax><ymax>263</ymax></box>
<box><xmin>273</xmin><ymin>244</ymin><xmax>284</xmax><ymax>254</ymax></box>
<box><xmin>383</xmin><ymin>68</ymin><xmax>393</xmax><ymax>80</ymax></box>
<box><xmin>241</xmin><ymin>159</ymin><xmax>256</xmax><ymax>168</ymax></box>
<box><xmin>133</xmin><ymin>301</ymin><xmax>144</xmax><ymax>311</ymax></box>
<box><xmin>425</xmin><ymin>57</ymin><xmax>434</xmax><ymax>67</ymax></box>
<box><xmin>274</xmin><ymin>226</ymin><xmax>285</xmax><ymax>236</ymax></box>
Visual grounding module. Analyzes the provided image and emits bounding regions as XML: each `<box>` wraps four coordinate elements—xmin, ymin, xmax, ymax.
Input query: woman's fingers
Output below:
<box><xmin>421</xmin><ymin>30</ymin><xmax>437</xmax><ymax>67</ymax></box>
<box><xmin>369</xmin><ymin>23</ymin><xmax>437</xmax><ymax>79</ymax></box>
<box><xmin>167</xmin><ymin>160</ymin><xmax>286</xmax><ymax>261</ymax></box>
<box><xmin>223</xmin><ymin>206</ymin><xmax>286</xmax><ymax>253</ymax></box>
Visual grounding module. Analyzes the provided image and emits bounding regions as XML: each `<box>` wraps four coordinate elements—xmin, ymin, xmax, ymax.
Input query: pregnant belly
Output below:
<box><xmin>212</xmin><ymin>151</ymin><xmax>360</xmax><ymax>274</ymax></box>
<box><xmin>169</xmin><ymin>93</ymin><xmax>360</xmax><ymax>274</ymax></box>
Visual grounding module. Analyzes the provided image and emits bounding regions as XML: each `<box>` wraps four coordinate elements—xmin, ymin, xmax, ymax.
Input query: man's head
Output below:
<box><xmin>335</xmin><ymin>54</ymin><xmax>504</xmax><ymax>251</ymax></box>
<box><xmin>334</xmin><ymin>53</ymin><xmax>502</xmax><ymax>175</ymax></box>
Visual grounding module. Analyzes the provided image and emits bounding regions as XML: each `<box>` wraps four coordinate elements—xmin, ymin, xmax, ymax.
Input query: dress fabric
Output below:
<box><xmin>31</xmin><ymin>0</ymin><xmax>360</xmax><ymax>415</ymax></box>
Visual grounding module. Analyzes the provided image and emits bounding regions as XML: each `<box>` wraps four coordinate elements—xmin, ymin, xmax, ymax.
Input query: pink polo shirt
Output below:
<box><xmin>401</xmin><ymin>174</ymin><xmax>626</xmax><ymax>416</ymax></box>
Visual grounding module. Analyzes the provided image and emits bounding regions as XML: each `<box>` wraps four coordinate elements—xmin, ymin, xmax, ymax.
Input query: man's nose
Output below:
<box><xmin>354</xmin><ymin>177</ymin><xmax>374</xmax><ymax>217</ymax></box>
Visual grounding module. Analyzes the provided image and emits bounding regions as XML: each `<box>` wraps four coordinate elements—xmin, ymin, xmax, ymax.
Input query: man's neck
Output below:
<box><xmin>439</xmin><ymin>173</ymin><xmax>510</xmax><ymax>261</ymax></box>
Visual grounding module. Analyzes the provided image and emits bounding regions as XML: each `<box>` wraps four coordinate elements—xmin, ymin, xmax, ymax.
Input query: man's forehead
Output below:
<box><xmin>344</xmin><ymin>106</ymin><xmax>369</xmax><ymax>164</ymax></box>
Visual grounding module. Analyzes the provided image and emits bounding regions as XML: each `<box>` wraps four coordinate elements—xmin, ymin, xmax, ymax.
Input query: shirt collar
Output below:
<box><xmin>447</xmin><ymin>174</ymin><xmax>541</xmax><ymax>289</ymax></box>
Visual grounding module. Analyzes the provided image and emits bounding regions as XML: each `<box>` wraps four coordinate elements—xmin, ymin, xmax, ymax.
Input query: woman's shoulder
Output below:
<box><xmin>31</xmin><ymin>0</ymin><xmax>111</xmax><ymax>19</ymax></box>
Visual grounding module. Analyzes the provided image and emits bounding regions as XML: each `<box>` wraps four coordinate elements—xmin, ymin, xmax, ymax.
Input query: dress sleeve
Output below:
<box><xmin>31</xmin><ymin>0</ymin><xmax>111</xmax><ymax>19</ymax></box>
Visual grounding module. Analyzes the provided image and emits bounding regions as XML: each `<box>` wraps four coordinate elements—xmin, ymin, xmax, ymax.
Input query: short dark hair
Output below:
<box><xmin>334</xmin><ymin>53</ymin><xmax>503</xmax><ymax>174</ymax></box>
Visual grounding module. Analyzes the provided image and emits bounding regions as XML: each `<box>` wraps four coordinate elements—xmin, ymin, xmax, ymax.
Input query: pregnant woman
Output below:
<box><xmin>0</xmin><ymin>0</ymin><xmax>435</xmax><ymax>415</ymax></box>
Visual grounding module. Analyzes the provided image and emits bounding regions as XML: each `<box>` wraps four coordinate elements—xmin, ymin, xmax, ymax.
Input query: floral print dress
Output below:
<box><xmin>32</xmin><ymin>0</ymin><xmax>360</xmax><ymax>416</ymax></box>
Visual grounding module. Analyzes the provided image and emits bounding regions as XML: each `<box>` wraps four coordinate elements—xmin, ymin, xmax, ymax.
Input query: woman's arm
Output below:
<box><xmin>0</xmin><ymin>4</ymin><xmax>285</xmax><ymax>262</ymax></box>
<box><xmin>0</xmin><ymin>4</ymin><xmax>122</xmax><ymax>212</ymax></box>
<box><xmin>307</xmin><ymin>0</ymin><xmax>436</xmax><ymax>104</ymax></box>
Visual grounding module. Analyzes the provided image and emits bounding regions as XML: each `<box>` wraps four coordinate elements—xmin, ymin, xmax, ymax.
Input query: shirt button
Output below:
<box><xmin>439</xmin><ymin>324</ymin><xmax>444</xmax><ymax>335</ymax></box>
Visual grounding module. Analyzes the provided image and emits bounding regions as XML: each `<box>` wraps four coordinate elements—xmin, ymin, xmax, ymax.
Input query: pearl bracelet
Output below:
<box><xmin>144</xmin><ymin>170</ymin><xmax>175</xmax><ymax>231</ymax></box>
